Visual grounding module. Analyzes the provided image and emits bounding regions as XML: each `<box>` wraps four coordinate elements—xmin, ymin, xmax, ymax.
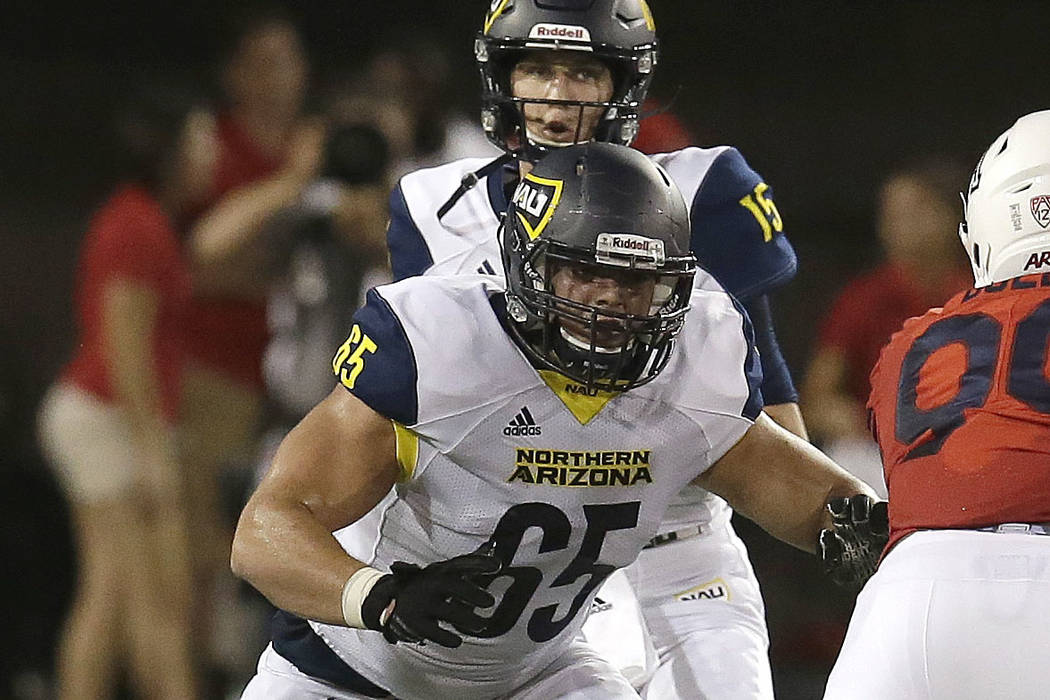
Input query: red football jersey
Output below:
<box><xmin>868</xmin><ymin>274</ymin><xmax>1050</xmax><ymax>551</ymax></box>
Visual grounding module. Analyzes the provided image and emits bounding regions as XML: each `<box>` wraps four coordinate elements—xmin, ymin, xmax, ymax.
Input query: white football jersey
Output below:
<box><xmin>386</xmin><ymin>147</ymin><xmax>791</xmax><ymax>535</ymax></box>
<box><xmin>313</xmin><ymin>273</ymin><xmax>761</xmax><ymax>700</ymax></box>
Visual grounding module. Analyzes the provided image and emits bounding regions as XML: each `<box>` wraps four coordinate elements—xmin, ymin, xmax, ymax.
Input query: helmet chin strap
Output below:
<box><xmin>528</xmin><ymin>133</ymin><xmax>583</xmax><ymax>148</ymax></box>
<box><xmin>559</xmin><ymin>326</ymin><xmax>632</xmax><ymax>355</ymax></box>
<box><xmin>437</xmin><ymin>152</ymin><xmax>515</xmax><ymax>220</ymax></box>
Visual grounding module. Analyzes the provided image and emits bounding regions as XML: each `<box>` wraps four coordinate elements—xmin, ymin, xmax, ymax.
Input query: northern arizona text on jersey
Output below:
<box><xmin>310</xmin><ymin>272</ymin><xmax>762</xmax><ymax>700</ymax></box>
<box><xmin>386</xmin><ymin>147</ymin><xmax>797</xmax><ymax>301</ymax></box>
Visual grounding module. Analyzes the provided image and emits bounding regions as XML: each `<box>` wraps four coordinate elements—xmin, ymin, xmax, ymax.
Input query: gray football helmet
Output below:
<box><xmin>477</xmin><ymin>0</ymin><xmax>659</xmax><ymax>162</ymax></box>
<box><xmin>501</xmin><ymin>142</ymin><xmax>696</xmax><ymax>390</ymax></box>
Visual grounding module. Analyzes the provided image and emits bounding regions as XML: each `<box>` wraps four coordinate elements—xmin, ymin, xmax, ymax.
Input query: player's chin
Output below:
<box><xmin>527</xmin><ymin>126</ymin><xmax>587</xmax><ymax>147</ymax></box>
<box><xmin>564</xmin><ymin>324</ymin><xmax>629</xmax><ymax>350</ymax></box>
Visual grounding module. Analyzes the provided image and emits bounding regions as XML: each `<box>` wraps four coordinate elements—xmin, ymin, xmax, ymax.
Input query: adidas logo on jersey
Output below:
<box><xmin>504</xmin><ymin>406</ymin><xmax>542</xmax><ymax>436</ymax></box>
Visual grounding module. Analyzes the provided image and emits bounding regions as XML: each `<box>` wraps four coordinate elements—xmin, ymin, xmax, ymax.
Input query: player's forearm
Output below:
<box><xmin>697</xmin><ymin>414</ymin><xmax>875</xmax><ymax>553</ymax></box>
<box><xmin>747</xmin><ymin>460</ymin><xmax>871</xmax><ymax>554</ymax></box>
<box><xmin>231</xmin><ymin>494</ymin><xmax>367</xmax><ymax>625</ymax></box>
<box><xmin>231</xmin><ymin>389</ymin><xmax>400</xmax><ymax>625</ymax></box>
<box><xmin>763</xmin><ymin>402</ymin><xmax>809</xmax><ymax>441</ymax></box>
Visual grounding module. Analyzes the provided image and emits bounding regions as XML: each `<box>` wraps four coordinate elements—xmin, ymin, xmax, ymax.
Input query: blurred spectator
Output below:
<box><xmin>36</xmin><ymin>83</ymin><xmax>215</xmax><ymax>700</ymax></box>
<box><xmin>177</xmin><ymin>6</ymin><xmax>323</xmax><ymax>684</ymax></box>
<box><xmin>802</xmin><ymin>157</ymin><xmax>972</xmax><ymax>496</ymax></box>
<box><xmin>359</xmin><ymin>36</ymin><xmax>498</xmax><ymax>178</ymax></box>
<box><xmin>212</xmin><ymin>103</ymin><xmax>396</xmax><ymax>687</ymax></box>
<box><xmin>261</xmin><ymin>120</ymin><xmax>392</xmax><ymax>424</ymax></box>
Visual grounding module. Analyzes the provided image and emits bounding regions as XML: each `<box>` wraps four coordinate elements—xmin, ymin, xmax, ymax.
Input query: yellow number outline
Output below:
<box><xmin>332</xmin><ymin>324</ymin><xmax>378</xmax><ymax>390</ymax></box>
<box><xmin>739</xmin><ymin>182</ymin><xmax>784</xmax><ymax>242</ymax></box>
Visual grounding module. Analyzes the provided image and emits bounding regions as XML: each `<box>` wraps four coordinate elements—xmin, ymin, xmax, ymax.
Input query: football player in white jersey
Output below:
<box><xmin>385</xmin><ymin>1</ymin><xmax>809</xmax><ymax>696</ymax></box>
<box><xmin>231</xmin><ymin>143</ymin><xmax>878</xmax><ymax>699</ymax></box>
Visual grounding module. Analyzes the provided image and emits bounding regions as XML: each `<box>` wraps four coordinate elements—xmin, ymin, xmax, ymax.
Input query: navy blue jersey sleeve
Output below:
<box><xmin>731</xmin><ymin>295</ymin><xmax>765</xmax><ymax>420</ymax></box>
<box><xmin>332</xmin><ymin>287</ymin><xmax>418</xmax><ymax>425</ymax></box>
<box><xmin>689</xmin><ymin>148</ymin><xmax>797</xmax><ymax>301</ymax></box>
<box><xmin>743</xmin><ymin>294</ymin><xmax>799</xmax><ymax>405</ymax></box>
<box><xmin>386</xmin><ymin>182</ymin><xmax>433</xmax><ymax>281</ymax></box>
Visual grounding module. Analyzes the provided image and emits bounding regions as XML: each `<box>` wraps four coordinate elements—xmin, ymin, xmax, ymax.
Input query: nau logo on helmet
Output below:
<box><xmin>513</xmin><ymin>173</ymin><xmax>563</xmax><ymax>240</ymax></box>
<box><xmin>484</xmin><ymin>0</ymin><xmax>511</xmax><ymax>34</ymax></box>
<box><xmin>1031</xmin><ymin>195</ymin><xmax>1050</xmax><ymax>228</ymax></box>
<box><xmin>528</xmin><ymin>23</ymin><xmax>592</xmax><ymax>42</ymax></box>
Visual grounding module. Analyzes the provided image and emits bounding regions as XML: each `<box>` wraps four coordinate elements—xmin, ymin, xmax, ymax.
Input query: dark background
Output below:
<box><xmin>5</xmin><ymin>0</ymin><xmax>1049</xmax><ymax>400</ymax></box>
<box><xmin>1</xmin><ymin>1</ymin><xmax>1048</xmax><ymax>697</ymax></box>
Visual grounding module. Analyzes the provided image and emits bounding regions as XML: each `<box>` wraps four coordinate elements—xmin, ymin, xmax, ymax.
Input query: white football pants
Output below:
<box><xmin>584</xmin><ymin>517</ymin><xmax>773</xmax><ymax>699</ymax></box>
<box><xmin>240</xmin><ymin>640</ymin><xmax>640</xmax><ymax>699</ymax></box>
<box><xmin>824</xmin><ymin>529</ymin><xmax>1050</xmax><ymax>699</ymax></box>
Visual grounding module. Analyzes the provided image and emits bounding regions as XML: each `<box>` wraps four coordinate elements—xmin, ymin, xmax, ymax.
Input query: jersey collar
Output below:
<box><xmin>486</xmin><ymin>160</ymin><xmax>519</xmax><ymax>218</ymax></box>
<box><xmin>489</xmin><ymin>293</ymin><xmax>617</xmax><ymax>424</ymax></box>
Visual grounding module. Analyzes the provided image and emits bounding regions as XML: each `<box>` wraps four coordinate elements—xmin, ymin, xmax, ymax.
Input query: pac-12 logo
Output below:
<box><xmin>1031</xmin><ymin>195</ymin><xmax>1050</xmax><ymax>228</ymax></box>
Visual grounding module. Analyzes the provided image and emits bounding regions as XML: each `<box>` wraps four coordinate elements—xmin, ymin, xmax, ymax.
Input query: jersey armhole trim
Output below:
<box><xmin>392</xmin><ymin>421</ymin><xmax>419</xmax><ymax>482</ymax></box>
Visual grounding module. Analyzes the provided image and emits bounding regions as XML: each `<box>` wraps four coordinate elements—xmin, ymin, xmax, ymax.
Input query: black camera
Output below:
<box><xmin>322</xmin><ymin>122</ymin><xmax>390</xmax><ymax>186</ymax></box>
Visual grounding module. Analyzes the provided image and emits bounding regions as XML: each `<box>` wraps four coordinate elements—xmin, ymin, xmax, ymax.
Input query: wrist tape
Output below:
<box><xmin>340</xmin><ymin>566</ymin><xmax>386</xmax><ymax>629</ymax></box>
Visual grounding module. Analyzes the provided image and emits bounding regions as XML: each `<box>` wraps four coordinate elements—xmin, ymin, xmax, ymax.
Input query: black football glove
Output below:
<box><xmin>361</xmin><ymin>549</ymin><xmax>501</xmax><ymax>648</ymax></box>
<box><xmin>818</xmin><ymin>495</ymin><xmax>889</xmax><ymax>592</ymax></box>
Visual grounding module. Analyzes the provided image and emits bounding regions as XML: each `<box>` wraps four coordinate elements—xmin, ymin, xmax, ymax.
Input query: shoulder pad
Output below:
<box><xmin>333</xmin><ymin>286</ymin><xmax>419</xmax><ymax>424</ymax></box>
<box><xmin>674</xmin><ymin>270</ymin><xmax>764</xmax><ymax>422</ymax></box>
<box><xmin>389</xmin><ymin>158</ymin><xmax>504</xmax><ymax>281</ymax></box>
<box><xmin>337</xmin><ymin>276</ymin><xmax>527</xmax><ymax>429</ymax></box>
<box><xmin>387</xmin><ymin>183</ymin><xmax>432</xmax><ymax>281</ymax></box>
<box><xmin>656</xmin><ymin>147</ymin><xmax>797</xmax><ymax>300</ymax></box>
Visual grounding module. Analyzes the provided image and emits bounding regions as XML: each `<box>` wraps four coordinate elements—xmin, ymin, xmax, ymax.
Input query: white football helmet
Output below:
<box><xmin>961</xmin><ymin>109</ymin><xmax>1050</xmax><ymax>287</ymax></box>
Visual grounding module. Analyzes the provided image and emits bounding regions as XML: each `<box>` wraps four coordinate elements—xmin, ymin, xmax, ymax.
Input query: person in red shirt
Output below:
<box><xmin>824</xmin><ymin>110</ymin><xmax>1050</xmax><ymax>699</ymax></box>
<box><xmin>37</xmin><ymin>85</ymin><xmax>217</xmax><ymax>700</ymax></box>
<box><xmin>802</xmin><ymin>159</ymin><xmax>971</xmax><ymax>495</ymax></box>
<box><xmin>176</xmin><ymin>9</ymin><xmax>324</xmax><ymax>677</ymax></box>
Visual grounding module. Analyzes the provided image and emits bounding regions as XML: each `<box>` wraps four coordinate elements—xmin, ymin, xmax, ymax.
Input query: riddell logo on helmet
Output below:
<box><xmin>614</xmin><ymin>237</ymin><xmax>654</xmax><ymax>252</ymax></box>
<box><xmin>529</xmin><ymin>23</ymin><xmax>592</xmax><ymax>41</ymax></box>
<box><xmin>596</xmin><ymin>233</ymin><xmax>666</xmax><ymax>266</ymax></box>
